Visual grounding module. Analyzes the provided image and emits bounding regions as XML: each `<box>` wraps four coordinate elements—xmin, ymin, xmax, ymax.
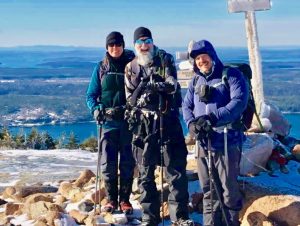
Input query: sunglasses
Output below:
<box><xmin>135</xmin><ymin>38</ymin><xmax>153</xmax><ymax>45</ymax></box>
<box><xmin>108</xmin><ymin>43</ymin><xmax>123</xmax><ymax>47</ymax></box>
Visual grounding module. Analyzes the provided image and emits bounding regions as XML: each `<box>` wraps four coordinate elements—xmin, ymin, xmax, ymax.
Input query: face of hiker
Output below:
<box><xmin>195</xmin><ymin>53</ymin><xmax>213</xmax><ymax>74</ymax></box>
<box><xmin>134</xmin><ymin>37</ymin><xmax>154</xmax><ymax>66</ymax></box>
<box><xmin>107</xmin><ymin>43</ymin><xmax>124</xmax><ymax>58</ymax></box>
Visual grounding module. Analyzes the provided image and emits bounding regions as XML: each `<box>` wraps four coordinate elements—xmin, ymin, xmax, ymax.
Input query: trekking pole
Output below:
<box><xmin>224</xmin><ymin>126</ymin><xmax>229</xmax><ymax>178</ymax></box>
<box><xmin>94</xmin><ymin>122</ymin><xmax>103</xmax><ymax>215</ymax></box>
<box><xmin>207</xmin><ymin>136</ymin><xmax>230</xmax><ymax>226</ymax></box>
<box><xmin>159</xmin><ymin>93</ymin><xmax>165</xmax><ymax>226</ymax></box>
<box><xmin>207</xmin><ymin>136</ymin><xmax>214</xmax><ymax>225</ymax></box>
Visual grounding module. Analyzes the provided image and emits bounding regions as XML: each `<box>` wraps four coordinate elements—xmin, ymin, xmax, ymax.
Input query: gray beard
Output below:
<box><xmin>136</xmin><ymin>48</ymin><xmax>154</xmax><ymax>66</ymax></box>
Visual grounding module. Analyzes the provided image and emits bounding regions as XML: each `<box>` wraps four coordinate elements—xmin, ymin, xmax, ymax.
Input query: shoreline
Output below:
<box><xmin>2</xmin><ymin>112</ymin><xmax>300</xmax><ymax>128</ymax></box>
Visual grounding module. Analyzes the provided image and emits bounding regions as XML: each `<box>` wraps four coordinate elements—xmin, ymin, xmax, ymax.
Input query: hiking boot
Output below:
<box><xmin>119</xmin><ymin>201</ymin><xmax>133</xmax><ymax>214</ymax></box>
<box><xmin>102</xmin><ymin>200</ymin><xmax>117</xmax><ymax>213</ymax></box>
<box><xmin>172</xmin><ymin>218</ymin><xmax>195</xmax><ymax>226</ymax></box>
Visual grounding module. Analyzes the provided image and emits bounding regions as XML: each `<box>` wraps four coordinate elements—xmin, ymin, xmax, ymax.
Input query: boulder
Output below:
<box><xmin>68</xmin><ymin>188</ymin><xmax>85</xmax><ymax>203</ymax></box>
<box><xmin>240</xmin><ymin>183</ymin><xmax>300</xmax><ymax>226</ymax></box>
<box><xmin>24</xmin><ymin>193</ymin><xmax>53</xmax><ymax>205</ymax></box>
<box><xmin>69</xmin><ymin>209</ymin><xmax>88</xmax><ymax>224</ymax></box>
<box><xmin>246</xmin><ymin>211</ymin><xmax>279</xmax><ymax>226</ymax></box>
<box><xmin>0</xmin><ymin>212</ymin><xmax>9</xmax><ymax>225</ymax></box>
<box><xmin>242</xmin><ymin>195</ymin><xmax>300</xmax><ymax>226</ymax></box>
<box><xmin>240</xmin><ymin>133</ymin><xmax>274</xmax><ymax>175</ymax></box>
<box><xmin>3</xmin><ymin>185</ymin><xmax>57</xmax><ymax>201</ymax></box>
<box><xmin>58</xmin><ymin>181</ymin><xmax>85</xmax><ymax>202</ymax></box>
<box><xmin>37</xmin><ymin>210</ymin><xmax>61</xmax><ymax>226</ymax></box>
<box><xmin>4</xmin><ymin>203</ymin><xmax>23</xmax><ymax>216</ymax></box>
<box><xmin>3</xmin><ymin>186</ymin><xmax>16</xmax><ymax>197</ymax></box>
<box><xmin>73</xmin><ymin>169</ymin><xmax>95</xmax><ymax>188</ymax></box>
<box><xmin>58</xmin><ymin>182</ymin><xmax>74</xmax><ymax>197</ymax></box>
<box><xmin>18</xmin><ymin>186</ymin><xmax>57</xmax><ymax>198</ymax></box>
<box><xmin>90</xmin><ymin>187</ymin><xmax>107</xmax><ymax>204</ymax></box>
<box><xmin>54</xmin><ymin>195</ymin><xmax>67</xmax><ymax>206</ymax></box>
<box><xmin>84</xmin><ymin>213</ymin><xmax>96</xmax><ymax>226</ymax></box>
<box><xmin>23</xmin><ymin>201</ymin><xmax>64</xmax><ymax>220</ymax></box>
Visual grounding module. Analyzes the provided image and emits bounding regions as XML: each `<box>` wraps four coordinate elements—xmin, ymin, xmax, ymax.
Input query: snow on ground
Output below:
<box><xmin>0</xmin><ymin>149</ymin><xmax>98</xmax><ymax>192</ymax></box>
<box><xmin>0</xmin><ymin>149</ymin><xmax>299</xmax><ymax>225</ymax></box>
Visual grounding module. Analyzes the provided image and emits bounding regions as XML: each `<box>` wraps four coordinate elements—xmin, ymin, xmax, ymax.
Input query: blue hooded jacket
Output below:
<box><xmin>182</xmin><ymin>40</ymin><xmax>249</xmax><ymax>150</ymax></box>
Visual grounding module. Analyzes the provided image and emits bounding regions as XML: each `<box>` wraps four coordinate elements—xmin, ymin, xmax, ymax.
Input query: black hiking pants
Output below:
<box><xmin>133</xmin><ymin>114</ymin><xmax>189</xmax><ymax>224</ymax></box>
<box><xmin>100</xmin><ymin>122</ymin><xmax>135</xmax><ymax>203</ymax></box>
<box><xmin>196</xmin><ymin>143</ymin><xmax>242</xmax><ymax>226</ymax></box>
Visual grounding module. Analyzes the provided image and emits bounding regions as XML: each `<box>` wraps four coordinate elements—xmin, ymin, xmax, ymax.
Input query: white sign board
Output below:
<box><xmin>228</xmin><ymin>0</ymin><xmax>271</xmax><ymax>13</ymax></box>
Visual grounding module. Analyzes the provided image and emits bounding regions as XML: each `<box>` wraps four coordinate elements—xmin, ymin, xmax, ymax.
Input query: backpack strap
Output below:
<box><xmin>192</xmin><ymin>75</ymin><xmax>200</xmax><ymax>91</ymax></box>
<box><xmin>221</xmin><ymin>66</ymin><xmax>230</xmax><ymax>89</ymax></box>
<box><xmin>158</xmin><ymin>51</ymin><xmax>166</xmax><ymax>77</ymax></box>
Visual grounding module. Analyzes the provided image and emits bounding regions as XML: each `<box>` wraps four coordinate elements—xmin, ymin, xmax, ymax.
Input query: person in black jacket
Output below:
<box><xmin>125</xmin><ymin>27</ymin><xmax>193</xmax><ymax>226</ymax></box>
<box><xmin>86</xmin><ymin>31</ymin><xmax>135</xmax><ymax>214</ymax></box>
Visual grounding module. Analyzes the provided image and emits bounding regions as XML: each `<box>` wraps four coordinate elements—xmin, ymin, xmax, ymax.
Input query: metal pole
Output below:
<box><xmin>94</xmin><ymin>124</ymin><xmax>103</xmax><ymax>214</ymax></box>
<box><xmin>245</xmin><ymin>10</ymin><xmax>264</xmax><ymax>114</ymax></box>
<box><xmin>207</xmin><ymin>137</ymin><xmax>230</xmax><ymax>226</ymax></box>
<box><xmin>159</xmin><ymin>93</ymin><xmax>165</xmax><ymax>226</ymax></box>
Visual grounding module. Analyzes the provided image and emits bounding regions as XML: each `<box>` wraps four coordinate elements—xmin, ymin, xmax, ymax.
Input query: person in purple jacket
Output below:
<box><xmin>182</xmin><ymin>40</ymin><xmax>249</xmax><ymax>226</ymax></box>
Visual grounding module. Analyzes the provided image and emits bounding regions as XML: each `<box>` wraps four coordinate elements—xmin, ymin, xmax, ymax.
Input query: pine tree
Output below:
<box><xmin>26</xmin><ymin>128</ymin><xmax>42</xmax><ymax>150</ymax></box>
<box><xmin>42</xmin><ymin>132</ymin><xmax>56</xmax><ymax>150</ymax></box>
<box><xmin>80</xmin><ymin>136</ymin><xmax>97</xmax><ymax>152</ymax></box>
<box><xmin>56</xmin><ymin>132</ymin><xmax>66</xmax><ymax>149</ymax></box>
<box><xmin>14</xmin><ymin>129</ymin><xmax>26</xmax><ymax>149</ymax></box>
<box><xmin>0</xmin><ymin>127</ymin><xmax>15</xmax><ymax>149</ymax></box>
<box><xmin>66</xmin><ymin>132</ymin><xmax>79</xmax><ymax>149</ymax></box>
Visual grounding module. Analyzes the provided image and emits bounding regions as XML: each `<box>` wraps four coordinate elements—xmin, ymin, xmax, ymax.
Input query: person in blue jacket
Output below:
<box><xmin>86</xmin><ymin>31</ymin><xmax>135</xmax><ymax>214</ymax></box>
<box><xmin>182</xmin><ymin>40</ymin><xmax>248</xmax><ymax>226</ymax></box>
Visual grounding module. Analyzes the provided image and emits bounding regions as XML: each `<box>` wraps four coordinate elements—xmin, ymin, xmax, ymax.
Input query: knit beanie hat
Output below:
<box><xmin>106</xmin><ymin>31</ymin><xmax>124</xmax><ymax>49</ymax></box>
<box><xmin>133</xmin><ymin>27</ymin><xmax>152</xmax><ymax>43</ymax></box>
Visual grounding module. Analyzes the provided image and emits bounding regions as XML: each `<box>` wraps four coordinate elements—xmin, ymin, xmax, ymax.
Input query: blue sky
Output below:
<box><xmin>0</xmin><ymin>0</ymin><xmax>299</xmax><ymax>47</ymax></box>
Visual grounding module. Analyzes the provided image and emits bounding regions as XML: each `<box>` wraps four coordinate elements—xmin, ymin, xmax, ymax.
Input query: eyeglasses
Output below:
<box><xmin>135</xmin><ymin>38</ymin><xmax>153</xmax><ymax>45</ymax></box>
<box><xmin>108</xmin><ymin>43</ymin><xmax>122</xmax><ymax>47</ymax></box>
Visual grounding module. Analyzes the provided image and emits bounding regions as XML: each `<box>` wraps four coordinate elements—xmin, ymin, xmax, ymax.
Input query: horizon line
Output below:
<box><xmin>1</xmin><ymin>44</ymin><xmax>300</xmax><ymax>49</ymax></box>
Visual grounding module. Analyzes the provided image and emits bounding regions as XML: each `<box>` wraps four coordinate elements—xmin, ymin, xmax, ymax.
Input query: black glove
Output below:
<box><xmin>195</xmin><ymin>115</ymin><xmax>213</xmax><ymax>136</ymax></box>
<box><xmin>147</xmin><ymin>82</ymin><xmax>174</xmax><ymax>93</ymax></box>
<box><xmin>195</xmin><ymin>84</ymin><xmax>215</xmax><ymax>103</ymax></box>
<box><xmin>188</xmin><ymin>121</ymin><xmax>197</xmax><ymax>138</ymax></box>
<box><xmin>93</xmin><ymin>104</ymin><xmax>105</xmax><ymax>124</ymax></box>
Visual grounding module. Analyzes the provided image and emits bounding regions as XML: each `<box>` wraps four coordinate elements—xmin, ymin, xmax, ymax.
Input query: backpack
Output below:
<box><xmin>193</xmin><ymin>63</ymin><xmax>257</xmax><ymax>131</ymax></box>
<box><xmin>223</xmin><ymin>63</ymin><xmax>255</xmax><ymax>131</ymax></box>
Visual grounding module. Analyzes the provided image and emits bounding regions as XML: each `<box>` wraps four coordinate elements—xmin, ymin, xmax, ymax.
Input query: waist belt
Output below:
<box><xmin>105</xmin><ymin>106</ymin><xmax>125</xmax><ymax>121</ymax></box>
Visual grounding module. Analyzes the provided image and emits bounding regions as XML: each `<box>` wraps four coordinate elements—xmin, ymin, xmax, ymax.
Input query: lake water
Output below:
<box><xmin>1</xmin><ymin>47</ymin><xmax>299</xmax><ymax>143</ymax></box>
<box><xmin>7</xmin><ymin>113</ymin><xmax>300</xmax><ymax>142</ymax></box>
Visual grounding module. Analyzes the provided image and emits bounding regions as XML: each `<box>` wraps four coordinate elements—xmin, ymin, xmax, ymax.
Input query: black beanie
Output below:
<box><xmin>133</xmin><ymin>27</ymin><xmax>152</xmax><ymax>43</ymax></box>
<box><xmin>106</xmin><ymin>31</ymin><xmax>124</xmax><ymax>49</ymax></box>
